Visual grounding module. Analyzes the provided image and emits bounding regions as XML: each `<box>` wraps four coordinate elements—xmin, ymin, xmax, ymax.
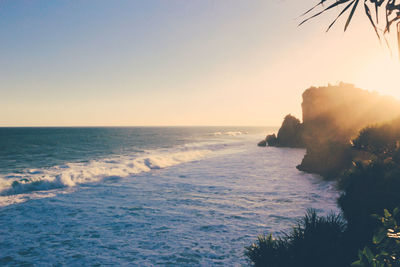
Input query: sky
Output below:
<box><xmin>0</xmin><ymin>0</ymin><xmax>399</xmax><ymax>126</ymax></box>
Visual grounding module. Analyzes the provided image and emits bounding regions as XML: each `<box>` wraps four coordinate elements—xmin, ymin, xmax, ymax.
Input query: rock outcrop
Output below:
<box><xmin>258</xmin><ymin>115</ymin><xmax>305</xmax><ymax>148</ymax></box>
<box><xmin>276</xmin><ymin>115</ymin><xmax>304</xmax><ymax>148</ymax></box>
<box><xmin>264</xmin><ymin>82</ymin><xmax>400</xmax><ymax>178</ymax></box>
<box><xmin>266</xmin><ymin>134</ymin><xmax>278</xmax><ymax>146</ymax></box>
<box><xmin>257</xmin><ymin>139</ymin><xmax>267</xmax><ymax>147</ymax></box>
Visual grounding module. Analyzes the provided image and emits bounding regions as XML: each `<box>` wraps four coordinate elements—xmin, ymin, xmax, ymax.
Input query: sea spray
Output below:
<box><xmin>0</xmin><ymin>149</ymin><xmax>211</xmax><ymax>197</ymax></box>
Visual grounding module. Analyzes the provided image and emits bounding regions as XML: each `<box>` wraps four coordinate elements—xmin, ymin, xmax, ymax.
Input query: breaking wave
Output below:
<box><xmin>0</xmin><ymin>148</ymin><xmax>211</xmax><ymax>197</ymax></box>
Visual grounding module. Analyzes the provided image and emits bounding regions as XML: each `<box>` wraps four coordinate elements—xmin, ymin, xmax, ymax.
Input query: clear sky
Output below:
<box><xmin>1</xmin><ymin>0</ymin><xmax>399</xmax><ymax>126</ymax></box>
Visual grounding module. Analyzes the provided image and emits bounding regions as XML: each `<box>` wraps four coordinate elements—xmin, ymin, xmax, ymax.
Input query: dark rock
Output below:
<box><xmin>262</xmin><ymin>115</ymin><xmax>305</xmax><ymax>148</ymax></box>
<box><xmin>266</xmin><ymin>134</ymin><xmax>278</xmax><ymax>146</ymax></box>
<box><xmin>297</xmin><ymin>141</ymin><xmax>353</xmax><ymax>179</ymax></box>
<box><xmin>276</xmin><ymin>114</ymin><xmax>305</xmax><ymax>148</ymax></box>
<box><xmin>257</xmin><ymin>139</ymin><xmax>267</xmax><ymax>147</ymax></box>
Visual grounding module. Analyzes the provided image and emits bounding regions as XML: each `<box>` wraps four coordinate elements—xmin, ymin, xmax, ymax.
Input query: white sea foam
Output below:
<box><xmin>0</xmin><ymin>148</ymin><xmax>211</xmax><ymax>198</ymax></box>
<box><xmin>212</xmin><ymin>131</ymin><xmax>247</xmax><ymax>136</ymax></box>
<box><xmin>0</xmin><ymin>136</ymin><xmax>340</xmax><ymax>265</ymax></box>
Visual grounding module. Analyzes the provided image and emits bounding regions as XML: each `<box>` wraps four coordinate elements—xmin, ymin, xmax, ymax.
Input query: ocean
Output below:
<box><xmin>0</xmin><ymin>127</ymin><xmax>339</xmax><ymax>266</ymax></box>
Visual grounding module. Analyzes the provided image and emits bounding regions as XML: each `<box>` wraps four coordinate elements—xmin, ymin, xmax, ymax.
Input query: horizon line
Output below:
<box><xmin>0</xmin><ymin>125</ymin><xmax>279</xmax><ymax>128</ymax></box>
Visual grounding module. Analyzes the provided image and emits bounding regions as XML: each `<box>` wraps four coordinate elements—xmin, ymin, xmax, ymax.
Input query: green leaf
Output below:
<box><xmin>344</xmin><ymin>0</ymin><xmax>360</xmax><ymax>31</ymax></box>
<box><xmin>384</xmin><ymin>209</ymin><xmax>391</xmax><ymax>218</ymax></box>
<box><xmin>363</xmin><ymin>246</ymin><xmax>374</xmax><ymax>262</ymax></box>
<box><xmin>373</xmin><ymin>228</ymin><xmax>386</xmax><ymax>244</ymax></box>
<box><xmin>361</xmin><ymin>253</ymin><xmax>370</xmax><ymax>264</ymax></box>
<box><xmin>358</xmin><ymin>249</ymin><xmax>364</xmax><ymax>260</ymax></box>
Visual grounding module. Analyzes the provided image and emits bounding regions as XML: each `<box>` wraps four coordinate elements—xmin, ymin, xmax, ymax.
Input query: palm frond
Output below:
<box><xmin>344</xmin><ymin>0</ymin><xmax>360</xmax><ymax>31</ymax></box>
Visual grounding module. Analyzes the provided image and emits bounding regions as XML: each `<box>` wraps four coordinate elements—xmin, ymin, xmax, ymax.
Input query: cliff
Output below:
<box><xmin>301</xmin><ymin>83</ymin><xmax>400</xmax><ymax>141</ymax></box>
<box><xmin>263</xmin><ymin>82</ymin><xmax>400</xmax><ymax>178</ymax></box>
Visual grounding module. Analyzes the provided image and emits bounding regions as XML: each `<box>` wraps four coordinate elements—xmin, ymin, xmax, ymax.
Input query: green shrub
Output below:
<box><xmin>352</xmin><ymin>125</ymin><xmax>398</xmax><ymax>156</ymax></box>
<box><xmin>245</xmin><ymin>234</ymin><xmax>289</xmax><ymax>267</ymax></box>
<box><xmin>338</xmin><ymin>160</ymin><xmax>400</xmax><ymax>247</ymax></box>
<box><xmin>245</xmin><ymin>210</ymin><xmax>349</xmax><ymax>267</ymax></box>
<box><xmin>352</xmin><ymin>208</ymin><xmax>400</xmax><ymax>267</ymax></box>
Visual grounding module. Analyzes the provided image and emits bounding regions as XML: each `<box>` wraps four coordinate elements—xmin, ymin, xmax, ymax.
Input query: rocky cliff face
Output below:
<box><xmin>299</xmin><ymin>83</ymin><xmax>400</xmax><ymax>177</ymax></box>
<box><xmin>265</xmin><ymin>83</ymin><xmax>400</xmax><ymax>178</ymax></box>
<box><xmin>301</xmin><ymin>83</ymin><xmax>400</xmax><ymax>142</ymax></box>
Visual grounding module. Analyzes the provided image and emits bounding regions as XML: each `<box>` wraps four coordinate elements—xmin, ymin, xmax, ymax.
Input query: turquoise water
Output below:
<box><xmin>0</xmin><ymin>127</ymin><xmax>339</xmax><ymax>265</ymax></box>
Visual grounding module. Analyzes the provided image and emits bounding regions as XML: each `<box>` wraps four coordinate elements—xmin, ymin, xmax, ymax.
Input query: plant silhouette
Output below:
<box><xmin>300</xmin><ymin>0</ymin><xmax>400</xmax><ymax>58</ymax></box>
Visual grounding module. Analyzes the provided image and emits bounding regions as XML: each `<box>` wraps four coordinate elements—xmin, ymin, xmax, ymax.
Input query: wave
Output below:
<box><xmin>212</xmin><ymin>131</ymin><xmax>247</xmax><ymax>136</ymax></box>
<box><xmin>0</xmin><ymin>149</ymin><xmax>211</xmax><ymax>197</ymax></box>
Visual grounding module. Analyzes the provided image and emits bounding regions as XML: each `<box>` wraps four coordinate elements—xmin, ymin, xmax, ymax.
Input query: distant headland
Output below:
<box><xmin>259</xmin><ymin>82</ymin><xmax>400</xmax><ymax>178</ymax></box>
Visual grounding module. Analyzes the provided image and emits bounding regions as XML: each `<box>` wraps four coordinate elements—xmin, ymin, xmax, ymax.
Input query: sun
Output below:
<box><xmin>354</xmin><ymin>54</ymin><xmax>400</xmax><ymax>99</ymax></box>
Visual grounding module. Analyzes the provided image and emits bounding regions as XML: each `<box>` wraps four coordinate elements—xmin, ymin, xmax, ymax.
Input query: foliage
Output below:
<box><xmin>251</xmin><ymin>103</ymin><xmax>400</xmax><ymax>266</ymax></box>
<box><xmin>245</xmin><ymin>208</ymin><xmax>400</xmax><ymax>267</ymax></box>
<box><xmin>300</xmin><ymin>0</ymin><xmax>400</xmax><ymax>56</ymax></box>
<box><xmin>245</xmin><ymin>234</ymin><xmax>289</xmax><ymax>267</ymax></box>
<box><xmin>352</xmin><ymin>118</ymin><xmax>400</xmax><ymax>157</ymax></box>
<box><xmin>352</xmin><ymin>208</ymin><xmax>400</xmax><ymax>267</ymax></box>
<box><xmin>337</xmin><ymin>159</ymin><xmax>400</xmax><ymax>247</ymax></box>
<box><xmin>353</xmin><ymin>126</ymin><xmax>396</xmax><ymax>155</ymax></box>
<box><xmin>336</xmin><ymin>120</ymin><xmax>400</xmax><ymax>246</ymax></box>
<box><xmin>245</xmin><ymin>209</ymin><xmax>349</xmax><ymax>267</ymax></box>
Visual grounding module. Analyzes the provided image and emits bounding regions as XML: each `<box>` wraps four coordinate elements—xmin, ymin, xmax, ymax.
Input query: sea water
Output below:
<box><xmin>0</xmin><ymin>127</ymin><xmax>339</xmax><ymax>266</ymax></box>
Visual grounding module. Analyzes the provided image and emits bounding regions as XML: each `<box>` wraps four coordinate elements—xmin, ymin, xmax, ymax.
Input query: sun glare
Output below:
<box><xmin>355</xmin><ymin>55</ymin><xmax>400</xmax><ymax>99</ymax></box>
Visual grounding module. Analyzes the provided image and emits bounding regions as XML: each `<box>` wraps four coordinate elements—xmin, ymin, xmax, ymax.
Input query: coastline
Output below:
<box><xmin>250</xmin><ymin>84</ymin><xmax>400</xmax><ymax>266</ymax></box>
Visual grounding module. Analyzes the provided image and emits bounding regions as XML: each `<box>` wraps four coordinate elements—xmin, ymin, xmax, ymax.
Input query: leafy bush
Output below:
<box><xmin>338</xmin><ymin>160</ymin><xmax>400</xmax><ymax>248</ymax></box>
<box><xmin>352</xmin><ymin>208</ymin><xmax>400</xmax><ymax>267</ymax></box>
<box><xmin>245</xmin><ymin>234</ymin><xmax>289</xmax><ymax>267</ymax></box>
<box><xmin>245</xmin><ymin>209</ymin><xmax>349</xmax><ymax>267</ymax></box>
<box><xmin>352</xmin><ymin>119</ymin><xmax>400</xmax><ymax>157</ymax></box>
<box><xmin>249</xmin><ymin>119</ymin><xmax>400</xmax><ymax>266</ymax></box>
<box><xmin>352</xmin><ymin>126</ymin><xmax>396</xmax><ymax>155</ymax></box>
